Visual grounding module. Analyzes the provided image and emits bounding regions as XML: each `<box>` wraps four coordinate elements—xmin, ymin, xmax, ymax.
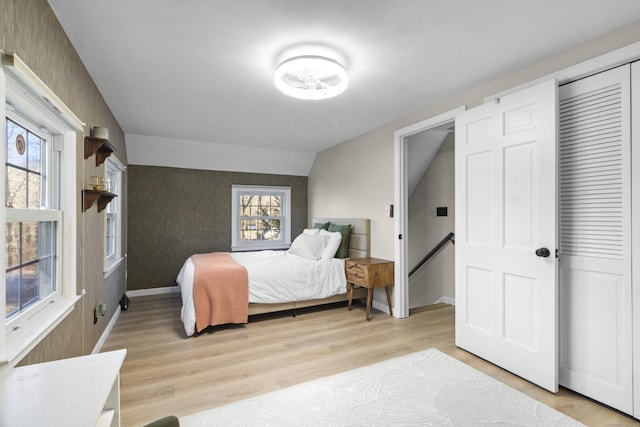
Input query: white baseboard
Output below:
<box><xmin>368</xmin><ymin>295</ymin><xmax>455</xmax><ymax>316</ymax></box>
<box><xmin>126</xmin><ymin>286</ymin><xmax>180</xmax><ymax>298</ymax></box>
<box><xmin>371</xmin><ymin>299</ymin><xmax>390</xmax><ymax>315</ymax></box>
<box><xmin>436</xmin><ymin>296</ymin><xmax>455</xmax><ymax>305</ymax></box>
<box><xmin>92</xmin><ymin>305</ymin><xmax>120</xmax><ymax>354</ymax></box>
<box><xmin>91</xmin><ymin>286</ymin><xmax>180</xmax><ymax>354</ymax></box>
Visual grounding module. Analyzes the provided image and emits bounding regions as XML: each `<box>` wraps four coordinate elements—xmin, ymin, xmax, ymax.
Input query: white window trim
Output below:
<box><xmin>231</xmin><ymin>185</ymin><xmax>291</xmax><ymax>251</ymax></box>
<box><xmin>1</xmin><ymin>52</ymin><xmax>83</xmax><ymax>369</ymax></box>
<box><xmin>104</xmin><ymin>155</ymin><xmax>125</xmax><ymax>277</ymax></box>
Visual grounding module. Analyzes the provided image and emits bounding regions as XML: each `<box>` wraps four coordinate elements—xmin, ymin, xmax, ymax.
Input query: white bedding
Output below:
<box><xmin>176</xmin><ymin>250</ymin><xmax>347</xmax><ymax>336</ymax></box>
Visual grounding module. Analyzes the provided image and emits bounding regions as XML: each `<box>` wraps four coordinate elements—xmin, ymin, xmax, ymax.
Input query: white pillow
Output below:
<box><xmin>319</xmin><ymin>229</ymin><xmax>342</xmax><ymax>259</ymax></box>
<box><xmin>302</xmin><ymin>228</ymin><xmax>320</xmax><ymax>235</ymax></box>
<box><xmin>288</xmin><ymin>234</ymin><xmax>329</xmax><ymax>260</ymax></box>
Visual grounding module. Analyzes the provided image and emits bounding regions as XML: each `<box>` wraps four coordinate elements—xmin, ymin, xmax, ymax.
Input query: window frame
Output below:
<box><xmin>5</xmin><ymin>112</ymin><xmax>61</xmax><ymax>323</ymax></box>
<box><xmin>103</xmin><ymin>155</ymin><xmax>125</xmax><ymax>276</ymax></box>
<box><xmin>1</xmin><ymin>53</ymin><xmax>81</xmax><ymax>368</ymax></box>
<box><xmin>231</xmin><ymin>185</ymin><xmax>292</xmax><ymax>251</ymax></box>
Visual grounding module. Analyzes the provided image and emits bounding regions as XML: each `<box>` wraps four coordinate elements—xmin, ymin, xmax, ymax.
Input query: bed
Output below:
<box><xmin>177</xmin><ymin>218</ymin><xmax>370</xmax><ymax>336</ymax></box>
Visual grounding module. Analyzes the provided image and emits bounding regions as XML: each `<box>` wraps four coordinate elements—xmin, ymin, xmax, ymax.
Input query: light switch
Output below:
<box><xmin>385</xmin><ymin>205</ymin><xmax>394</xmax><ymax>217</ymax></box>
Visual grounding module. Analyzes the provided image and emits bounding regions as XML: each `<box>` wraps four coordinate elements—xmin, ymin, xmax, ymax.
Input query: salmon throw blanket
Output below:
<box><xmin>191</xmin><ymin>252</ymin><xmax>249</xmax><ymax>332</ymax></box>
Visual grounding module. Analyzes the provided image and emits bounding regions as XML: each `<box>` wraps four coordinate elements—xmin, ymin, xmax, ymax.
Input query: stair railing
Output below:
<box><xmin>408</xmin><ymin>232</ymin><xmax>455</xmax><ymax>278</ymax></box>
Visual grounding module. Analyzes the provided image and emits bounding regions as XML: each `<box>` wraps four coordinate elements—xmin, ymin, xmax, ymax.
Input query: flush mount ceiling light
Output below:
<box><xmin>274</xmin><ymin>55</ymin><xmax>348</xmax><ymax>100</ymax></box>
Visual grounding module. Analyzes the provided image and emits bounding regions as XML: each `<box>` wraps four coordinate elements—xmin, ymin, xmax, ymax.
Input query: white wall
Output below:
<box><xmin>308</xmin><ymin>125</ymin><xmax>396</xmax><ymax>259</ymax></box>
<box><xmin>308</xmin><ymin>20</ymin><xmax>640</xmax><ymax>307</ymax></box>
<box><xmin>408</xmin><ymin>134</ymin><xmax>455</xmax><ymax>308</ymax></box>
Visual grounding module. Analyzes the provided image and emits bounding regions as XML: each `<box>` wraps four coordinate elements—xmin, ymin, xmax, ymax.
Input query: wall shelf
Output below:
<box><xmin>82</xmin><ymin>189</ymin><xmax>116</xmax><ymax>212</ymax></box>
<box><xmin>84</xmin><ymin>136</ymin><xmax>115</xmax><ymax>166</ymax></box>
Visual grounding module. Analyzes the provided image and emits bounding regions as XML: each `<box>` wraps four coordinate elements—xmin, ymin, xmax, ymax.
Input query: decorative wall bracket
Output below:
<box><xmin>82</xmin><ymin>190</ymin><xmax>116</xmax><ymax>212</ymax></box>
<box><xmin>84</xmin><ymin>136</ymin><xmax>115</xmax><ymax>166</ymax></box>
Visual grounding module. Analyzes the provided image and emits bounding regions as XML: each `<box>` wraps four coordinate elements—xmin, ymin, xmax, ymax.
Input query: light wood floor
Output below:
<box><xmin>102</xmin><ymin>293</ymin><xmax>638</xmax><ymax>427</ymax></box>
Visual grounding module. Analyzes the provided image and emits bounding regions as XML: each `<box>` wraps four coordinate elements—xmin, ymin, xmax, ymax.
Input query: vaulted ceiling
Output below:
<box><xmin>48</xmin><ymin>1</ymin><xmax>640</xmax><ymax>166</ymax></box>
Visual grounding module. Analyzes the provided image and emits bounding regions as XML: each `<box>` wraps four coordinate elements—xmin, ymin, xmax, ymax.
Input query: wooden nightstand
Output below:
<box><xmin>345</xmin><ymin>257</ymin><xmax>394</xmax><ymax>321</ymax></box>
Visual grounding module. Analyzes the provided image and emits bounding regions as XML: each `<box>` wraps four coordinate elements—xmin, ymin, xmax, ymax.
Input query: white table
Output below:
<box><xmin>0</xmin><ymin>349</ymin><xmax>126</xmax><ymax>427</ymax></box>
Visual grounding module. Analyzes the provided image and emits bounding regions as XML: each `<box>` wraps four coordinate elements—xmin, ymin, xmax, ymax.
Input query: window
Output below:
<box><xmin>231</xmin><ymin>185</ymin><xmax>291</xmax><ymax>251</ymax></box>
<box><xmin>1</xmin><ymin>53</ymin><xmax>80</xmax><ymax>367</ymax></box>
<box><xmin>5</xmin><ymin>117</ymin><xmax>59</xmax><ymax>320</ymax></box>
<box><xmin>104</xmin><ymin>156</ymin><xmax>125</xmax><ymax>275</ymax></box>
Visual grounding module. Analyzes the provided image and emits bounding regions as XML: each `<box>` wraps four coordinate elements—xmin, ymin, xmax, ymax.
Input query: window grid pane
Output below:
<box><xmin>5</xmin><ymin>269</ymin><xmax>19</xmax><ymax>318</ymax></box>
<box><xmin>6</xmin><ymin>119</ymin><xmax>27</xmax><ymax>169</ymax></box>
<box><xmin>20</xmin><ymin>263</ymin><xmax>39</xmax><ymax>311</ymax></box>
<box><xmin>21</xmin><ymin>221</ymin><xmax>39</xmax><ymax>263</ymax></box>
<box><xmin>105</xmin><ymin>214</ymin><xmax>115</xmax><ymax>258</ymax></box>
<box><xmin>239</xmin><ymin>219</ymin><xmax>281</xmax><ymax>241</ymax></box>
<box><xmin>105</xmin><ymin>170</ymin><xmax>117</xmax><ymax>213</ymax></box>
<box><xmin>5</xmin><ymin>221</ymin><xmax>20</xmax><ymax>269</ymax></box>
<box><xmin>27</xmin><ymin>131</ymin><xmax>42</xmax><ymax>172</ymax></box>
<box><xmin>6</xmin><ymin>166</ymin><xmax>27</xmax><ymax>208</ymax></box>
<box><xmin>5</xmin><ymin>220</ymin><xmax>57</xmax><ymax>319</ymax></box>
<box><xmin>27</xmin><ymin>173</ymin><xmax>41</xmax><ymax>208</ymax></box>
<box><xmin>5</xmin><ymin>118</ymin><xmax>45</xmax><ymax>209</ymax></box>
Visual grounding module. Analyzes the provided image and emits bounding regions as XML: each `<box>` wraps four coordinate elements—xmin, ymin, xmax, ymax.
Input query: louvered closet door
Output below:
<box><xmin>558</xmin><ymin>64</ymin><xmax>633</xmax><ymax>414</ymax></box>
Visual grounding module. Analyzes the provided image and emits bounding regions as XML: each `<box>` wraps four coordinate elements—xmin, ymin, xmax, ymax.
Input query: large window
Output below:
<box><xmin>231</xmin><ymin>185</ymin><xmax>291</xmax><ymax>251</ymax></box>
<box><xmin>5</xmin><ymin>117</ymin><xmax>59</xmax><ymax>320</ymax></box>
<box><xmin>1</xmin><ymin>53</ymin><xmax>80</xmax><ymax>367</ymax></box>
<box><xmin>104</xmin><ymin>156</ymin><xmax>125</xmax><ymax>275</ymax></box>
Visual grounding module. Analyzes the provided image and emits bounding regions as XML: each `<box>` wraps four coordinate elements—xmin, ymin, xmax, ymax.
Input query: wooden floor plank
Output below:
<box><xmin>101</xmin><ymin>293</ymin><xmax>638</xmax><ymax>427</ymax></box>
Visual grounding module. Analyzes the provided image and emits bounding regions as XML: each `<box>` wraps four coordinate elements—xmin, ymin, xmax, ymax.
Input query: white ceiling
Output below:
<box><xmin>48</xmin><ymin>1</ymin><xmax>640</xmax><ymax>164</ymax></box>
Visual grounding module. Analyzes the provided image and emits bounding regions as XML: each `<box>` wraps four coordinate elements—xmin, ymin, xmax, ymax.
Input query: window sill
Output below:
<box><xmin>104</xmin><ymin>255</ymin><xmax>125</xmax><ymax>278</ymax></box>
<box><xmin>231</xmin><ymin>243</ymin><xmax>290</xmax><ymax>252</ymax></box>
<box><xmin>4</xmin><ymin>294</ymin><xmax>81</xmax><ymax>369</ymax></box>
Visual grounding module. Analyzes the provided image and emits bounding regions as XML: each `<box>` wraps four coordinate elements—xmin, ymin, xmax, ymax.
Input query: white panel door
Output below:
<box><xmin>455</xmin><ymin>79</ymin><xmax>558</xmax><ymax>392</ymax></box>
<box><xmin>558</xmin><ymin>64</ymin><xmax>633</xmax><ymax>414</ymax></box>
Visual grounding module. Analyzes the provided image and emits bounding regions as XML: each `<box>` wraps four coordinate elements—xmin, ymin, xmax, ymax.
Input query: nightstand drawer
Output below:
<box><xmin>345</xmin><ymin>258</ymin><xmax>394</xmax><ymax>288</ymax></box>
<box><xmin>345</xmin><ymin>266</ymin><xmax>368</xmax><ymax>286</ymax></box>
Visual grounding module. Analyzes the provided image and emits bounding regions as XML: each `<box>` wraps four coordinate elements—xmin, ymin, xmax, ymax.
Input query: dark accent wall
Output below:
<box><xmin>128</xmin><ymin>165</ymin><xmax>308</xmax><ymax>290</ymax></box>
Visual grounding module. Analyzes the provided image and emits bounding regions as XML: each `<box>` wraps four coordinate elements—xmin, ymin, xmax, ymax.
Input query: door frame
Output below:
<box><xmin>393</xmin><ymin>106</ymin><xmax>465</xmax><ymax>318</ymax></box>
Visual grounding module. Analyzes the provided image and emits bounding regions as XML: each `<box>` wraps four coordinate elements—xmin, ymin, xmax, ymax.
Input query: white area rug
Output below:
<box><xmin>180</xmin><ymin>348</ymin><xmax>584</xmax><ymax>426</ymax></box>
